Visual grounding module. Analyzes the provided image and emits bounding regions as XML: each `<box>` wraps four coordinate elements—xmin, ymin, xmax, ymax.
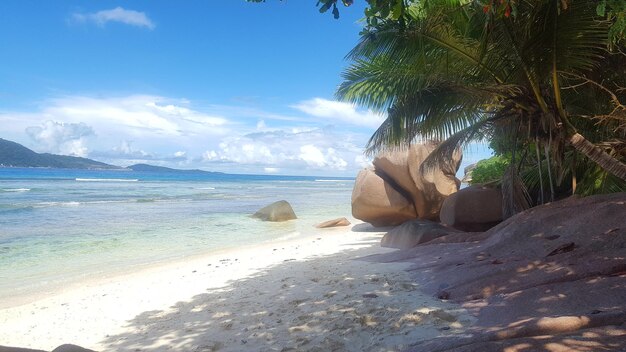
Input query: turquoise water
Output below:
<box><xmin>0</xmin><ymin>168</ymin><xmax>354</xmax><ymax>302</ymax></box>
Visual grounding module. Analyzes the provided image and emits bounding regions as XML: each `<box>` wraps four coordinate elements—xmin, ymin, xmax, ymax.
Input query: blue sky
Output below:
<box><xmin>0</xmin><ymin>1</ymin><xmax>490</xmax><ymax>176</ymax></box>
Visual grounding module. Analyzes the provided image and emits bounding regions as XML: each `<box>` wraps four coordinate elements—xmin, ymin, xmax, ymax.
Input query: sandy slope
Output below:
<box><xmin>0</xmin><ymin>222</ymin><xmax>474</xmax><ymax>352</ymax></box>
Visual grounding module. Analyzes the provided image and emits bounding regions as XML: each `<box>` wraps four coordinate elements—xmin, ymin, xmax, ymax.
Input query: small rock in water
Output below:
<box><xmin>252</xmin><ymin>200</ymin><xmax>297</xmax><ymax>222</ymax></box>
<box><xmin>315</xmin><ymin>217</ymin><xmax>351</xmax><ymax>228</ymax></box>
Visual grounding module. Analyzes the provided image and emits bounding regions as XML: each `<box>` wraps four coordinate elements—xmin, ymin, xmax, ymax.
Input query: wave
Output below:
<box><xmin>315</xmin><ymin>179</ymin><xmax>348</xmax><ymax>182</ymax></box>
<box><xmin>195</xmin><ymin>187</ymin><xmax>216</xmax><ymax>190</ymax></box>
<box><xmin>136</xmin><ymin>198</ymin><xmax>156</xmax><ymax>203</ymax></box>
<box><xmin>75</xmin><ymin>178</ymin><xmax>139</xmax><ymax>182</ymax></box>
<box><xmin>1</xmin><ymin>188</ymin><xmax>31</xmax><ymax>192</ymax></box>
<box><xmin>0</xmin><ymin>205</ymin><xmax>34</xmax><ymax>214</ymax></box>
<box><xmin>35</xmin><ymin>201</ymin><xmax>81</xmax><ymax>207</ymax></box>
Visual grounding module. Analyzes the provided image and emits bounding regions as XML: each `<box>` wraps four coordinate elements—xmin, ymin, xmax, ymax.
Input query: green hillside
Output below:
<box><xmin>0</xmin><ymin>138</ymin><xmax>120</xmax><ymax>169</ymax></box>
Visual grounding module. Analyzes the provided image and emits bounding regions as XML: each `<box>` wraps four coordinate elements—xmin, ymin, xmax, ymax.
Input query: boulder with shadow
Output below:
<box><xmin>353</xmin><ymin>143</ymin><xmax>462</xmax><ymax>227</ymax></box>
<box><xmin>381</xmin><ymin>219</ymin><xmax>461</xmax><ymax>249</ymax></box>
<box><xmin>351</xmin><ymin>168</ymin><xmax>418</xmax><ymax>227</ymax></box>
<box><xmin>252</xmin><ymin>200</ymin><xmax>297</xmax><ymax>222</ymax></box>
<box><xmin>407</xmin><ymin>142</ymin><xmax>462</xmax><ymax>221</ymax></box>
<box><xmin>440</xmin><ymin>184</ymin><xmax>503</xmax><ymax>231</ymax></box>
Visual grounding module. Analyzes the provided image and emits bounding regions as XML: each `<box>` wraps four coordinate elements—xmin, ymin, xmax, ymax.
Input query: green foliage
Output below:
<box><xmin>249</xmin><ymin>0</ymin><xmax>626</xmax><ymax>47</ymax></box>
<box><xmin>595</xmin><ymin>0</ymin><xmax>626</xmax><ymax>46</ymax></box>
<box><xmin>470</xmin><ymin>156</ymin><xmax>510</xmax><ymax>184</ymax></box>
<box><xmin>337</xmin><ymin>0</ymin><xmax>626</xmax><ymax>197</ymax></box>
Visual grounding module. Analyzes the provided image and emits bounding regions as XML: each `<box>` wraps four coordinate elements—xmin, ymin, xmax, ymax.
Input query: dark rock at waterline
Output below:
<box><xmin>252</xmin><ymin>200</ymin><xmax>297</xmax><ymax>222</ymax></box>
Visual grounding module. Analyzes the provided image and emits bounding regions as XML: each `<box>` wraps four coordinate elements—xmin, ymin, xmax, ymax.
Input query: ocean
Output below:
<box><xmin>0</xmin><ymin>168</ymin><xmax>354</xmax><ymax>305</ymax></box>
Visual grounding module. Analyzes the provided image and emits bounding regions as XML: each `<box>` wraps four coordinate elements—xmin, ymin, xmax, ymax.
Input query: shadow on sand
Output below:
<box><xmin>100</xmin><ymin>232</ymin><xmax>471</xmax><ymax>352</ymax></box>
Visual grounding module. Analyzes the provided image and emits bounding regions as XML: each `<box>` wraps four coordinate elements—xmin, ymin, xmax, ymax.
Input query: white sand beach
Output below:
<box><xmin>0</xmin><ymin>222</ymin><xmax>474</xmax><ymax>352</ymax></box>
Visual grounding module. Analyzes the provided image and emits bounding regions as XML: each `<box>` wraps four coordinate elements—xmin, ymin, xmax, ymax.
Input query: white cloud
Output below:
<box><xmin>43</xmin><ymin>95</ymin><xmax>229</xmax><ymax>137</ymax></box>
<box><xmin>354</xmin><ymin>154</ymin><xmax>372</xmax><ymax>168</ymax></box>
<box><xmin>202</xmin><ymin>127</ymin><xmax>361</xmax><ymax>173</ymax></box>
<box><xmin>299</xmin><ymin>145</ymin><xmax>347</xmax><ymax>169</ymax></box>
<box><xmin>292</xmin><ymin>98</ymin><xmax>385</xmax><ymax>129</ymax></box>
<box><xmin>0</xmin><ymin>94</ymin><xmax>377</xmax><ymax>176</ymax></box>
<box><xmin>25</xmin><ymin>120</ymin><xmax>94</xmax><ymax>157</ymax></box>
<box><xmin>72</xmin><ymin>7</ymin><xmax>155</xmax><ymax>29</ymax></box>
<box><xmin>2</xmin><ymin>95</ymin><xmax>232</xmax><ymax>166</ymax></box>
<box><xmin>90</xmin><ymin>140</ymin><xmax>152</xmax><ymax>160</ymax></box>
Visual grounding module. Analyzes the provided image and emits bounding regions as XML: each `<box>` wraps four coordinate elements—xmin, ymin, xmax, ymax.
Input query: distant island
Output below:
<box><xmin>0</xmin><ymin>138</ymin><xmax>121</xmax><ymax>170</ymax></box>
<box><xmin>127</xmin><ymin>163</ymin><xmax>223</xmax><ymax>175</ymax></box>
<box><xmin>0</xmin><ymin>138</ymin><xmax>221</xmax><ymax>174</ymax></box>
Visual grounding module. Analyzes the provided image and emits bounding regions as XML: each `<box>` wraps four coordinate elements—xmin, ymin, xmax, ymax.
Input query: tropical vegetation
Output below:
<box><xmin>330</xmin><ymin>0</ymin><xmax>626</xmax><ymax>214</ymax></box>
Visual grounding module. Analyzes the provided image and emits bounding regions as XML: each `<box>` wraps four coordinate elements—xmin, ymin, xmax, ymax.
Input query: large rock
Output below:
<box><xmin>440</xmin><ymin>185</ymin><xmax>502</xmax><ymax>231</ymax></box>
<box><xmin>381</xmin><ymin>219</ymin><xmax>460</xmax><ymax>249</ymax></box>
<box><xmin>409</xmin><ymin>142</ymin><xmax>462</xmax><ymax>220</ymax></box>
<box><xmin>370</xmin><ymin>143</ymin><xmax>462</xmax><ymax>221</ymax></box>
<box><xmin>315</xmin><ymin>217</ymin><xmax>351</xmax><ymax>228</ymax></box>
<box><xmin>369</xmin><ymin>193</ymin><xmax>626</xmax><ymax>352</ymax></box>
<box><xmin>252</xmin><ymin>200</ymin><xmax>297</xmax><ymax>222</ymax></box>
<box><xmin>351</xmin><ymin>168</ymin><xmax>417</xmax><ymax>227</ymax></box>
<box><xmin>373</xmin><ymin>149</ymin><xmax>420</xmax><ymax>205</ymax></box>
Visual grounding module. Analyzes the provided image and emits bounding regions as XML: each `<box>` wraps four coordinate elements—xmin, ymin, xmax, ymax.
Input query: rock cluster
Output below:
<box><xmin>352</xmin><ymin>143</ymin><xmax>462</xmax><ymax>227</ymax></box>
<box><xmin>369</xmin><ymin>192</ymin><xmax>626</xmax><ymax>351</ymax></box>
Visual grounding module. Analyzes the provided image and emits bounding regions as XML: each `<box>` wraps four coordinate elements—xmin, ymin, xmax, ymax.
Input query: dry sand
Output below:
<box><xmin>0</xmin><ymin>222</ymin><xmax>475</xmax><ymax>352</ymax></box>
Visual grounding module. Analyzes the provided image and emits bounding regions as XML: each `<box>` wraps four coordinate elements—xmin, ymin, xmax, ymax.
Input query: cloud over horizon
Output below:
<box><xmin>291</xmin><ymin>98</ymin><xmax>385</xmax><ymax>129</ymax></box>
<box><xmin>201</xmin><ymin>127</ymin><xmax>363</xmax><ymax>173</ymax></box>
<box><xmin>26</xmin><ymin>120</ymin><xmax>95</xmax><ymax>157</ymax></box>
<box><xmin>72</xmin><ymin>7</ymin><xmax>155</xmax><ymax>30</ymax></box>
<box><xmin>0</xmin><ymin>94</ymin><xmax>376</xmax><ymax>176</ymax></box>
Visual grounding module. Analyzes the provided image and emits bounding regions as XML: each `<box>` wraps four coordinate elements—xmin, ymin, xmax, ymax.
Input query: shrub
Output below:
<box><xmin>470</xmin><ymin>156</ymin><xmax>510</xmax><ymax>184</ymax></box>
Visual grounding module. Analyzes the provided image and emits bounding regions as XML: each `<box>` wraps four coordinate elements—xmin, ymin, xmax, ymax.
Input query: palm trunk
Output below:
<box><xmin>569</xmin><ymin>133</ymin><xmax>626</xmax><ymax>181</ymax></box>
<box><xmin>544</xmin><ymin>144</ymin><xmax>555</xmax><ymax>202</ymax></box>
<box><xmin>535</xmin><ymin>138</ymin><xmax>545</xmax><ymax>204</ymax></box>
<box><xmin>571</xmin><ymin>153</ymin><xmax>577</xmax><ymax>194</ymax></box>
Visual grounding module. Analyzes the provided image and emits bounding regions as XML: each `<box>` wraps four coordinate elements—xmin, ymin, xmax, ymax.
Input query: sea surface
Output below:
<box><xmin>0</xmin><ymin>168</ymin><xmax>354</xmax><ymax>304</ymax></box>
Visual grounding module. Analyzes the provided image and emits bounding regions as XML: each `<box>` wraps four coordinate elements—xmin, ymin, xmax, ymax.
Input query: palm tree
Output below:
<box><xmin>337</xmin><ymin>0</ymin><xmax>626</xmax><ymax>205</ymax></box>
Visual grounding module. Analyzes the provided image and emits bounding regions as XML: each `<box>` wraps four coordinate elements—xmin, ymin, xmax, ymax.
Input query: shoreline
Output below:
<box><xmin>0</xmin><ymin>222</ymin><xmax>474</xmax><ymax>351</ymax></box>
<box><xmin>0</xmin><ymin>223</ymin><xmax>337</xmax><ymax>310</ymax></box>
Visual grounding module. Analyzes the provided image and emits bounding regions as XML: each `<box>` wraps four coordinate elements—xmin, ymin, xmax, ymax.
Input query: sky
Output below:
<box><xmin>0</xmin><ymin>1</ymin><xmax>491</xmax><ymax>176</ymax></box>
